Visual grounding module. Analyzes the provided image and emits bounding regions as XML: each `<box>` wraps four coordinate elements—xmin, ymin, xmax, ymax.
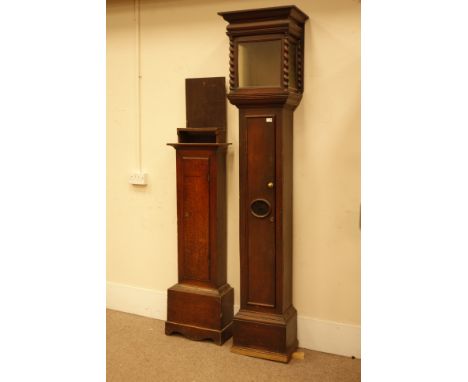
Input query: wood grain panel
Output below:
<box><xmin>186</xmin><ymin>77</ymin><xmax>227</xmax><ymax>128</ymax></box>
<box><xmin>246</xmin><ymin>116</ymin><xmax>276</xmax><ymax>308</ymax></box>
<box><xmin>181</xmin><ymin>157</ymin><xmax>210</xmax><ymax>281</ymax></box>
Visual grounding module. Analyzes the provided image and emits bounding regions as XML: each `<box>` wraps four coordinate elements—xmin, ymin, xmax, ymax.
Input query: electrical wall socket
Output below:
<box><xmin>129</xmin><ymin>172</ymin><xmax>147</xmax><ymax>186</ymax></box>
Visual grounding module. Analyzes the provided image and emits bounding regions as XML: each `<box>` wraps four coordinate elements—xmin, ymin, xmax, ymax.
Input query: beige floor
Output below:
<box><xmin>107</xmin><ymin>309</ymin><xmax>361</xmax><ymax>382</ymax></box>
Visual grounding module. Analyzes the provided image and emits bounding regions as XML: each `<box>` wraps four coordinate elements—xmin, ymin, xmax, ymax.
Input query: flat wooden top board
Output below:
<box><xmin>185</xmin><ymin>77</ymin><xmax>226</xmax><ymax>129</ymax></box>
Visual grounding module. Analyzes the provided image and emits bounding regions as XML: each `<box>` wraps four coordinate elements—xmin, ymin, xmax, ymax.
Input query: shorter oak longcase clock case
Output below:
<box><xmin>165</xmin><ymin>77</ymin><xmax>233</xmax><ymax>345</ymax></box>
<box><xmin>219</xmin><ymin>6</ymin><xmax>309</xmax><ymax>362</ymax></box>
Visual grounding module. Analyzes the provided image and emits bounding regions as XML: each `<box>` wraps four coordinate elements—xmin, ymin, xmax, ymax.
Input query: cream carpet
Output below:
<box><xmin>107</xmin><ymin>309</ymin><xmax>361</xmax><ymax>382</ymax></box>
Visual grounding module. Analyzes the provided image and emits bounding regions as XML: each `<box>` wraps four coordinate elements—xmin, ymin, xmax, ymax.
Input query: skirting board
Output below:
<box><xmin>107</xmin><ymin>281</ymin><xmax>360</xmax><ymax>358</ymax></box>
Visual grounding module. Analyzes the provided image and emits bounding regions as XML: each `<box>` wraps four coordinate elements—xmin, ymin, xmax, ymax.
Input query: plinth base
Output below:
<box><xmin>231</xmin><ymin>306</ymin><xmax>298</xmax><ymax>363</ymax></box>
<box><xmin>165</xmin><ymin>283</ymin><xmax>234</xmax><ymax>345</ymax></box>
<box><xmin>165</xmin><ymin>321</ymin><xmax>232</xmax><ymax>345</ymax></box>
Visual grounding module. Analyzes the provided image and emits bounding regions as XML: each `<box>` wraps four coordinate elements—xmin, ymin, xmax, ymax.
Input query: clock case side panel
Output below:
<box><xmin>280</xmin><ymin>107</ymin><xmax>294</xmax><ymax>313</ymax></box>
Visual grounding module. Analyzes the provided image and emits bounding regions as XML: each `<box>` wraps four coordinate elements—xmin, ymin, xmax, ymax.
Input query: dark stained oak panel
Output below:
<box><xmin>186</xmin><ymin>77</ymin><xmax>227</xmax><ymax>128</ymax></box>
<box><xmin>246</xmin><ymin>116</ymin><xmax>276</xmax><ymax>308</ymax></box>
<box><xmin>181</xmin><ymin>157</ymin><xmax>210</xmax><ymax>282</ymax></box>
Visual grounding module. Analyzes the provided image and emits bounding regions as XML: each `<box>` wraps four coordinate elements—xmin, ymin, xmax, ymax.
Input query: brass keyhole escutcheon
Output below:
<box><xmin>267</xmin><ymin>182</ymin><xmax>274</xmax><ymax>189</ymax></box>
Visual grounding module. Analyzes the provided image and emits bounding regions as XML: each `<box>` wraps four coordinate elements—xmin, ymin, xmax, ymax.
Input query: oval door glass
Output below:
<box><xmin>250</xmin><ymin>199</ymin><xmax>271</xmax><ymax>218</ymax></box>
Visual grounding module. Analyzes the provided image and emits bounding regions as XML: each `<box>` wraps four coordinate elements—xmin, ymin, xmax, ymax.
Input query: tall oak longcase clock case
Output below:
<box><xmin>219</xmin><ymin>6</ymin><xmax>309</xmax><ymax>362</ymax></box>
<box><xmin>165</xmin><ymin>78</ymin><xmax>234</xmax><ymax>345</ymax></box>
